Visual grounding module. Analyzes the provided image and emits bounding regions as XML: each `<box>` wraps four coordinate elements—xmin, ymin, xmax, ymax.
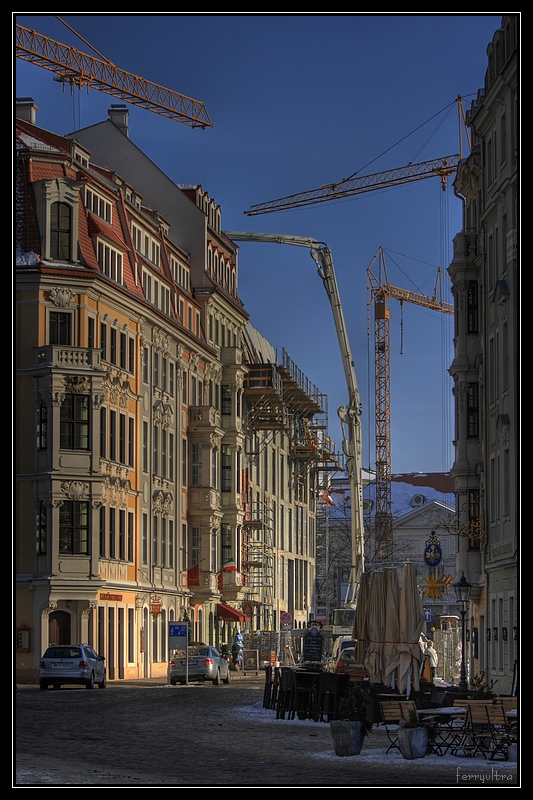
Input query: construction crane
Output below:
<box><xmin>367</xmin><ymin>247</ymin><xmax>453</xmax><ymax>560</ymax></box>
<box><xmin>245</xmin><ymin>98</ymin><xmax>470</xmax><ymax>215</ymax></box>
<box><xmin>15</xmin><ymin>22</ymin><xmax>212</xmax><ymax>129</ymax></box>
<box><xmin>225</xmin><ymin>231</ymin><xmax>365</xmax><ymax>604</ymax></box>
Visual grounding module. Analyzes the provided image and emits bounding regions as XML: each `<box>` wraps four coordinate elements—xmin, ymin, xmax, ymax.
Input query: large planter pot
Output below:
<box><xmin>397</xmin><ymin>726</ymin><xmax>428</xmax><ymax>760</ymax></box>
<box><xmin>330</xmin><ymin>720</ymin><xmax>365</xmax><ymax>757</ymax></box>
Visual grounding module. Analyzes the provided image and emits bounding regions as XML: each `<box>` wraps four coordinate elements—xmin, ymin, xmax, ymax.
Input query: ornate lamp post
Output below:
<box><xmin>454</xmin><ymin>573</ymin><xmax>472</xmax><ymax>692</ymax></box>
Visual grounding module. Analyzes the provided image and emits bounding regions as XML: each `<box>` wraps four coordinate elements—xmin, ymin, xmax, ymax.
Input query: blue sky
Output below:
<box><xmin>14</xmin><ymin>13</ymin><xmax>505</xmax><ymax>473</ymax></box>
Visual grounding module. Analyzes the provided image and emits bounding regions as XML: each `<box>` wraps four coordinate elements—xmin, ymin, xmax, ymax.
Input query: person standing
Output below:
<box><xmin>424</xmin><ymin>640</ymin><xmax>438</xmax><ymax>680</ymax></box>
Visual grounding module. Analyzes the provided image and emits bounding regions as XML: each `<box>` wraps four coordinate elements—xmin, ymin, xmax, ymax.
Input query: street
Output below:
<box><xmin>15</xmin><ymin>675</ymin><xmax>519</xmax><ymax>787</ymax></box>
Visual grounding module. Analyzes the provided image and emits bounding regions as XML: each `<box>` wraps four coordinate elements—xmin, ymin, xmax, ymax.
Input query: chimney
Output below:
<box><xmin>108</xmin><ymin>104</ymin><xmax>129</xmax><ymax>137</ymax></box>
<box><xmin>16</xmin><ymin>98</ymin><xmax>38</xmax><ymax>125</ymax></box>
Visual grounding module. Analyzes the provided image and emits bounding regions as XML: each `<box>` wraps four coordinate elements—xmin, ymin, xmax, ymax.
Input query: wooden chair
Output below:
<box><xmin>379</xmin><ymin>701</ymin><xmax>406</xmax><ymax>753</ymax></box>
<box><xmin>451</xmin><ymin>703</ymin><xmax>493</xmax><ymax>758</ymax></box>
<box><xmin>485</xmin><ymin>703</ymin><xmax>517</xmax><ymax>760</ymax></box>
<box><xmin>275</xmin><ymin>668</ymin><xmax>295</xmax><ymax>719</ymax></box>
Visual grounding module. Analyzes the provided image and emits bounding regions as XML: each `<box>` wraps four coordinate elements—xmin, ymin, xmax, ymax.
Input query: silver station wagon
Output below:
<box><xmin>39</xmin><ymin>644</ymin><xmax>107</xmax><ymax>690</ymax></box>
<box><xmin>168</xmin><ymin>645</ymin><xmax>231</xmax><ymax>685</ymax></box>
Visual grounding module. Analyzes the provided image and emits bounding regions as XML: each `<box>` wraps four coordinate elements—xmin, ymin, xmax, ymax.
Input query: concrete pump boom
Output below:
<box><xmin>224</xmin><ymin>231</ymin><xmax>365</xmax><ymax>603</ymax></box>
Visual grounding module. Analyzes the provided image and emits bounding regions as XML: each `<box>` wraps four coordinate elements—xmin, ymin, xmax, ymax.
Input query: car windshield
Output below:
<box><xmin>44</xmin><ymin>647</ymin><xmax>82</xmax><ymax>659</ymax></box>
<box><xmin>339</xmin><ymin>648</ymin><xmax>355</xmax><ymax>661</ymax></box>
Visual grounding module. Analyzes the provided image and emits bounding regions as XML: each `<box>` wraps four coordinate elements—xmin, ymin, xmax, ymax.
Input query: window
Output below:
<box><xmin>128</xmin><ymin>417</ymin><xmax>135</xmax><ymax>467</ymax></box>
<box><xmin>85</xmin><ymin>188</ymin><xmax>111</xmax><ymax>223</ymax></box>
<box><xmin>109</xmin><ymin>507</ymin><xmax>116</xmax><ymax>559</ymax></box>
<box><xmin>119</xmin><ymin>509</ymin><xmax>126</xmax><ymax>560</ymax></box>
<box><xmin>466</xmin><ymin>281</ymin><xmax>478</xmax><ymax>334</ymax></box>
<box><xmin>190</xmin><ymin>527</ymin><xmax>201</xmax><ymax>568</ymax></box>
<box><xmin>142</xmin><ymin>513</ymin><xmax>148</xmax><ymax>564</ymax></box>
<box><xmin>100</xmin><ymin>407</ymin><xmax>107</xmax><ymax>458</ymax></box>
<box><xmin>97</xmin><ymin>240</ymin><xmax>123</xmax><ymax>284</ymax></box>
<box><xmin>128</xmin><ymin>512</ymin><xmax>134</xmax><ymax>562</ymax></box>
<box><xmin>50</xmin><ymin>202</ymin><xmax>72</xmax><ymax>260</ymax></box>
<box><xmin>37</xmin><ymin>403</ymin><xmax>48</xmax><ymax>450</ymax></box>
<box><xmin>191</xmin><ymin>443</ymin><xmax>202</xmax><ymax>486</ymax></box>
<box><xmin>467</xmin><ymin>383</ymin><xmax>479</xmax><ymax>438</ymax></box>
<box><xmin>49</xmin><ymin>311</ymin><xmax>71</xmax><ymax>345</ymax></box>
<box><xmin>59</xmin><ymin>501</ymin><xmax>89</xmax><ymax>554</ymax></box>
<box><xmin>109</xmin><ymin>410</ymin><xmax>117</xmax><ymax>461</ymax></box>
<box><xmin>36</xmin><ymin>502</ymin><xmax>47</xmax><ymax>555</ymax></box>
<box><xmin>142</xmin><ymin>421</ymin><xmax>148</xmax><ymax>472</ymax></box>
<box><xmin>60</xmin><ymin>395</ymin><xmax>90</xmax><ymax>450</ymax></box>
<box><xmin>221</xmin><ymin>385</ymin><xmax>232</xmax><ymax>415</ymax></box>
<box><xmin>221</xmin><ymin>524</ymin><xmax>232</xmax><ymax>568</ymax></box>
<box><xmin>119</xmin><ymin>413</ymin><xmax>126</xmax><ymax>463</ymax></box>
<box><xmin>100</xmin><ymin>322</ymin><xmax>107</xmax><ymax>361</ymax></box>
<box><xmin>221</xmin><ymin>445</ymin><xmax>232</xmax><ymax>492</ymax></box>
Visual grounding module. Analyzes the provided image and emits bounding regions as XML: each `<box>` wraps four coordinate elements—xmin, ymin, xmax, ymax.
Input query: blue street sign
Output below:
<box><xmin>423</xmin><ymin>609</ymin><xmax>432</xmax><ymax>623</ymax></box>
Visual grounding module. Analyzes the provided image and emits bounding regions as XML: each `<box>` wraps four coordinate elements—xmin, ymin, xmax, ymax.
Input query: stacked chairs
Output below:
<box><xmin>263</xmin><ymin>665</ymin><xmax>274</xmax><ymax>709</ymax></box>
<box><xmin>314</xmin><ymin>672</ymin><xmax>350</xmax><ymax>722</ymax></box>
<box><xmin>275</xmin><ymin>668</ymin><xmax>319</xmax><ymax>720</ymax></box>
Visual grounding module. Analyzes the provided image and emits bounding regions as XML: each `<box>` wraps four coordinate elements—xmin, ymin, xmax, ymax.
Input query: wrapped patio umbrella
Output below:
<box><xmin>383</xmin><ymin>568</ymin><xmax>401</xmax><ymax>689</ymax></box>
<box><xmin>397</xmin><ymin>563</ymin><xmax>424</xmax><ymax>695</ymax></box>
<box><xmin>363</xmin><ymin>570</ymin><xmax>386</xmax><ymax>684</ymax></box>
<box><xmin>352</xmin><ymin>571</ymin><xmax>371</xmax><ymax>664</ymax></box>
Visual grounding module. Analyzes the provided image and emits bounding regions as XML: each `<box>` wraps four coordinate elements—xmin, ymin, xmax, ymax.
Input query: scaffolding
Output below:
<box><xmin>243</xmin><ymin>499</ymin><xmax>275</xmax><ymax>630</ymax></box>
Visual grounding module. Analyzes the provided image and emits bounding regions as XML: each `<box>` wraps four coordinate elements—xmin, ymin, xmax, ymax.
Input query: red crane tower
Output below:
<box><xmin>367</xmin><ymin>247</ymin><xmax>453</xmax><ymax>560</ymax></box>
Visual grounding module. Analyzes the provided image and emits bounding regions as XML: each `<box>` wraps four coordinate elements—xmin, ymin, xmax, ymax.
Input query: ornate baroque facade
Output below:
<box><xmin>15</xmin><ymin>101</ymin><xmax>327</xmax><ymax>681</ymax></box>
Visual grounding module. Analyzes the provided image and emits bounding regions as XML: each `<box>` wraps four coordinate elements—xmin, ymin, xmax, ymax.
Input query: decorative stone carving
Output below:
<box><xmin>153</xmin><ymin>328</ymin><xmax>170</xmax><ymax>355</ymax></box>
<box><xmin>61</xmin><ymin>481</ymin><xmax>90</xmax><ymax>501</ymax></box>
<box><xmin>63</xmin><ymin>375</ymin><xmax>91</xmax><ymax>394</ymax></box>
<box><xmin>49</xmin><ymin>287</ymin><xmax>74</xmax><ymax>307</ymax></box>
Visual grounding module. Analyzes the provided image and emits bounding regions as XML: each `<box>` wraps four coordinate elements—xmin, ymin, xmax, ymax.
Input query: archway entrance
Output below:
<box><xmin>49</xmin><ymin>610</ymin><xmax>71</xmax><ymax>645</ymax></box>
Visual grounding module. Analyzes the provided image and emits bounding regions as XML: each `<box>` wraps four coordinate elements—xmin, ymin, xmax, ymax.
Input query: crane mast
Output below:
<box><xmin>15</xmin><ymin>24</ymin><xmax>212</xmax><ymax>128</ymax></box>
<box><xmin>367</xmin><ymin>247</ymin><xmax>453</xmax><ymax>559</ymax></box>
<box><xmin>224</xmin><ymin>231</ymin><xmax>365</xmax><ymax>603</ymax></box>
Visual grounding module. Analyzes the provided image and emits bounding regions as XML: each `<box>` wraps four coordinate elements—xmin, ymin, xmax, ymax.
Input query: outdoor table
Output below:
<box><xmin>417</xmin><ymin>707</ymin><xmax>467</xmax><ymax>755</ymax></box>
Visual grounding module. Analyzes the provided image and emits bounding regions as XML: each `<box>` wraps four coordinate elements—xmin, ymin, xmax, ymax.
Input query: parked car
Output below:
<box><xmin>325</xmin><ymin>636</ymin><xmax>356</xmax><ymax>672</ymax></box>
<box><xmin>39</xmin><ymin>644</ymin><xmax>106</xmax><ymax>690</ymax></box>
<box><xmin>168</xmin><ymin>645</ymin><xmax>231</xmax><ymax>685</ymax></box>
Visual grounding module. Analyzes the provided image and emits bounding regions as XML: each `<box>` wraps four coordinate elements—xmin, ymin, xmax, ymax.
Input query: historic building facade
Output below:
<box><xmin>15</xmin><ymin>101</ymin><xmax>325</xmax><ymax>681</ymax></box>
<box><xmin>448</xmin><ymin>15</ymin><xmax>518</xmax><ymax>694</ymax></box>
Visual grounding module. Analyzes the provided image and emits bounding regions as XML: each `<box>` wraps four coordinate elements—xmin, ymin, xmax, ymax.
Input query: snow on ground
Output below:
<box><xmin>232</xmin><ymin>702</ymin><xmax>517</xmax><ymax>770</ymax></box>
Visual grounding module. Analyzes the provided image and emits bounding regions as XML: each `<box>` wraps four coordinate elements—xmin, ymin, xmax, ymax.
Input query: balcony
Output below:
<box><xmin>36</xmin><ymin>346</ymin><xmax>102</xmax><ymax>369</ymax></box>
<box><xmin>189</xmin><ymin>405</ymin><xmax>221</xmax><ymax>428</ymax></box>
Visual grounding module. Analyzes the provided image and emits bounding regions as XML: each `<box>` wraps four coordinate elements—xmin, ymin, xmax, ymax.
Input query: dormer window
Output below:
<box><xmin>50</xmin><ymin>202</ymin><xmax>72</xmax><ymax>260</ymax></box>
<box><xmin>86</xmin><ymin>187</ymin><xmax>111</xmax><ymax>223</ymax></box>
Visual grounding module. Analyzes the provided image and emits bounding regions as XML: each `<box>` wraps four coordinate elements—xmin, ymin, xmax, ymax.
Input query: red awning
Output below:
<box><xmin>217</xmin><ymin>603</ymin><xmax>247</xmax><ymax>622</ymax></box>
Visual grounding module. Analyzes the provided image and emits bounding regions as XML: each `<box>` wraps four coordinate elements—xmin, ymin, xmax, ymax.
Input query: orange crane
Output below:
<box><xmin>245</xmin><ymin>98</ymin><xmax>470</xmax><ymax>215</ymax></box>
<box><xmin>15</xmin><ymin>21</ymin><xmax>212</xmax><ymax>129</ymax></box>
<box><xmin>367</xmin><ymin>247</ymin><xmax>453</xmax><ymax>560</ymax></box>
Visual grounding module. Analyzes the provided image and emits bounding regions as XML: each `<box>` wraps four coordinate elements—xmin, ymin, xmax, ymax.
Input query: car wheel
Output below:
<box><xmin>85</xmin><ymin>672</ymin><xmax>95</xmax><ymax>689</ymax></box>
<box><xmin>223</xmin><ymin>668</ymin><xmax>231</xmax><ymax>684</ymax></box>
<box><xmin>213</xmin><ymin>669</ymin><xmax>221</xmax><ymax>685</ymax></box>
<box><xmin>52</xmin><ymin>683</ymin><xmax>61</xmax><ymax>690</ymax></box>
<box><xmin>98</xmin><ymin>672</ymin><xmax>106</xmax><ymax>689</ymax></box>
<box><xmin>39</xmin><ymin>682</ymin><xmax>48</xmax><ymax>691</ymax></box>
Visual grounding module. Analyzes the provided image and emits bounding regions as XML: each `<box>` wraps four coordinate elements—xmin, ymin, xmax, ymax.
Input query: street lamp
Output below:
<box><xmin>454</xmin><ymin>573</ymin><xmax>472</xmax><ymax>692</ymax></box>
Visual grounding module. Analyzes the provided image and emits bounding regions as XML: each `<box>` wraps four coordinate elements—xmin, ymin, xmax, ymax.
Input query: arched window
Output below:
<box><xmin>50</xmin><ymin>202</ymin><xmax>72</xmax><ymax>260</ymax></box>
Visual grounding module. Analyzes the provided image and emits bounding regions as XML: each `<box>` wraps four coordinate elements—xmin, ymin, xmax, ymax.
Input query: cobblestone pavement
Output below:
<box><xmin>15</xmin><ymin>675</ymin><xmax>519</xmax><ymax>787</ymax></box>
